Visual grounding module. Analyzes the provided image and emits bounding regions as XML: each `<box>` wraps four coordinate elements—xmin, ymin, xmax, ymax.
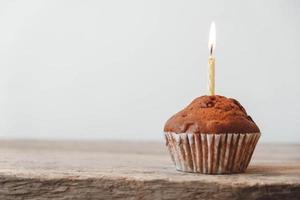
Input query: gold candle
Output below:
<box><xmin>208</xmin><ymin>56</ymin><xmax>215</xmax><ymax>95</ymax></box>
<box><xmin>208</xmin><ymin>22</ymin><xmax>216</xmax><ymax>96</ymax></box>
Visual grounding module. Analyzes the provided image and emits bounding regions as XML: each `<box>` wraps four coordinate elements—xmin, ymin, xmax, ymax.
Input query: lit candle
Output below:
<box><xmin>208</xmin><ymin>22</ymin><xmax>216</xmax><ymax>95</ymax></box>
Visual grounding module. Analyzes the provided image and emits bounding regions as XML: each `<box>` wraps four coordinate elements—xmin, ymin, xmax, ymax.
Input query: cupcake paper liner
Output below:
<box><xmin>165</xmin><ymin>132</ymin><xmax>260</xmax><ymax>174</ymax></box>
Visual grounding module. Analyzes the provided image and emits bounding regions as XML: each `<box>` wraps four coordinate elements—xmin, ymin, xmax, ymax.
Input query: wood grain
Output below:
<box><xmin>0</xmin><ymin>140</ymin><xmax>299</xmax><ymax>200</ymax></box>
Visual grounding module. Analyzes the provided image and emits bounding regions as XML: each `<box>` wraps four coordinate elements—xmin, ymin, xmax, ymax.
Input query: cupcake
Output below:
<box><xmin>164</xmin><ymin>95</ymin><xmax>260</xmax><ymax>174</ymax></box>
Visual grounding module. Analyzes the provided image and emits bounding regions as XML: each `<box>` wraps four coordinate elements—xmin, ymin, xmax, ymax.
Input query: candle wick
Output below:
<box><xmin>210</xmin><ymin>46</ymin><xmax>213</xmax><ymax>56</ymax></box>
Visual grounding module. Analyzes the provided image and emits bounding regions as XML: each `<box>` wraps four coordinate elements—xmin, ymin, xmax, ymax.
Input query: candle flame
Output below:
<box><xmin>208</xmin><ymin>21</ymin><xmax>216</xmax><ymax>55</ymax></box>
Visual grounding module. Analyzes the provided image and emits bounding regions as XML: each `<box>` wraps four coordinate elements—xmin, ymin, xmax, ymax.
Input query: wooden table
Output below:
<box><xmin>0</xmin><ymin>140</ymin><xmax>299</xmax><ymax>200</ymax></box>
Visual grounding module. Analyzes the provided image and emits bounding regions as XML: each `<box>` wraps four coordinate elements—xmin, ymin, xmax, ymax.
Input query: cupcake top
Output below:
<box><xmin>164</xmin><ymin>95</ymin><xmax>260</xmax><ymax>134</ymax></box>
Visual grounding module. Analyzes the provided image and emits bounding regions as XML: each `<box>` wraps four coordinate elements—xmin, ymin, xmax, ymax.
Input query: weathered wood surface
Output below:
<box><xmin>0</xmin><ymin>140</ymin><xmax>299</xmax><ymax>200</ymax></box>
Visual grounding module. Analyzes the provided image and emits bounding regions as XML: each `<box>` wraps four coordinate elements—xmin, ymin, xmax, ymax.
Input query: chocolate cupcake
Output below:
<box><xmin>164</xmin><ymin>95</ymin><xmax>260</xmax><ymax>174</ymax></box>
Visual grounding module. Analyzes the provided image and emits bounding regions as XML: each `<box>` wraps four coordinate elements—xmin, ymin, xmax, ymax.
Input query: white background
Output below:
<box><xmin>0</xmin><ymin>0</ymin><xmax>299</xmax><ymax>142</ymax></box>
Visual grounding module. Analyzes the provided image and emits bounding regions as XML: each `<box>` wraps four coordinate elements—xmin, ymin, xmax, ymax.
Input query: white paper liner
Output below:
<box><xmin>165</xmin><ymin>132</ymin><xmax>260</xmax><ymax>174</ymax></box>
